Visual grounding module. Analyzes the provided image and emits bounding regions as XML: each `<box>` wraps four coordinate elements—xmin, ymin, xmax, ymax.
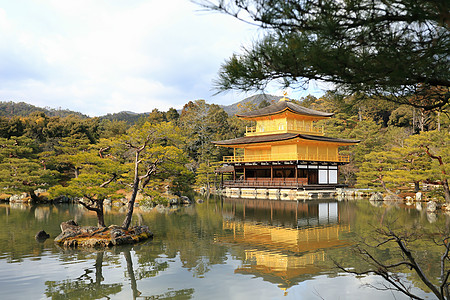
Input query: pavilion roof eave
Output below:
<box><xmin>212</xmin><ymin>133</ymin><xmax>360</xmax><ymax>147</ymax></box>
<box><xmin>235</xmin><ymin>101</ymin><xmax>334</xmax><ymax>119</ymax></box>
<box><xmin>236</xmin><ymin>107</ymin><xmax>330</xmax><ymax>121</ymax></box>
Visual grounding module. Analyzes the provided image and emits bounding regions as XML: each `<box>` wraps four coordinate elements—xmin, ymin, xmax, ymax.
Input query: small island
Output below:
<box><xmin>54</xmin><ymin>220</ymin><xmax>152</xmax><ymax>248</ymax></box>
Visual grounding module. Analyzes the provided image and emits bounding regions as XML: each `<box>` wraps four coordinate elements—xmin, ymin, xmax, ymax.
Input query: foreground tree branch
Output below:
<box><xmin>335</xmin><ymin>226</ymin><xmax>450</xmax><ymax>299</ymax></box>
<box><xmin>194</xmin><ymin>0</ymin><xmax>450</xmax><ymax>111</ymax></box>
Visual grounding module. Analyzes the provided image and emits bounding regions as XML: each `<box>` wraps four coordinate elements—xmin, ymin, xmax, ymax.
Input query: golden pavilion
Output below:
<box><xmin>213</xmin><ymin>95</ymin><xmax>359</xmax><ymax>193</ymax></box>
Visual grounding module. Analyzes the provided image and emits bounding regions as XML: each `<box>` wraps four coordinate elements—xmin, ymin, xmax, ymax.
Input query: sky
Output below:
<box><xmin>0</xmin><ymin>0</ymin><xmax>325</xmax><ymax>116</ymax></box>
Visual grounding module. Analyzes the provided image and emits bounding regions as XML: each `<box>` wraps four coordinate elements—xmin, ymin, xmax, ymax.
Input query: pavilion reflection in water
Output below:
<box><xmin>217</xmin><ymin>198</ymin><xmax>352</xmax><ymax>290</ymax></box>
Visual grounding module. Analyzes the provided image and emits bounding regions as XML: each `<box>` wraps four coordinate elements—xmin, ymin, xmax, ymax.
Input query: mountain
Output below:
<box><xmin>0</xmin><ymin>101</ymin><xmax>149</xmax><ymax>124</ymax></box>
<box><xmin>101</xmin><ymin>111</ymin><xmax>150</xmax><ymax>125</ymax></box>
<box><xmin>0</xmin><ymin>101</ymin><xmax>88</xmax><ymax>118</ymax></box>
<box><xmin>220</xmin><ymin>94</ymin><xmax>284</xmax><ymax>115</ymax></box>
<box><xmin>1</xmin><ymin>94</ymin><xmax>288</xmax><ymax>122</ymax></box>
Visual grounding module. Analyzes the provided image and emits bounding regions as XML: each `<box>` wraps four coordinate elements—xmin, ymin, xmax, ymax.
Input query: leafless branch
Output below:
<box><xmin>98</xmin><ymin>146</ymin><xmax>111</xmax><ymax>158</ymax></box>
<box><xmin>335</xmin><ymin>224</ymin><xmax>449</xmax><ymax>299</ymax></box>
<box><xmin>99</xmin><ymin>173</ymin><xmax>117</xmax><ymax>188</ymax></box>
<box><xmin>78</xmin><ymin>197</ymin><xmax>100</xmax><ymax>213</ymax></box>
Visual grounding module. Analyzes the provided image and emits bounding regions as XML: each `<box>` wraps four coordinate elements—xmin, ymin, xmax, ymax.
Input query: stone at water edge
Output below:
<box><xmin>426</xmin><ymin>201</ymin><xmax>437</xmax><ymax>212</ymax></box>
<box><xmin>383</xmin><ymin>194</ymin><xmax>402</xmax><ymax>201</ymax></box>
<box><xmin>415</xmin><ymin>192</ymin><xmax>422</xmax><ymax>201</ymax></box>
<box><xmin>442</xmin><ymin>204</ymin><xmax>450</xmax><ymax>212</ymax></box>
<box><xmin>35</xmin><ymin>230</ymin><xmax>50</xmax><ymax>242</ymax></box>
<box><xmin>180</xmin><ymin>196</ymin><xmax>191</xmax><ymax>204</ymax></box>
<box><xmin>60</xmin><ymin>219</ymin><xmax>79</xmax><ymax>232</ymax></box>
<box><xmin>405</xmin><ymin>196</ymin><xmax>413</xmax><ymax>205</ymax></box>
<box><xmin>369</xmin><ymin>192</ymin><xmax>383</xmax><ymax>201</ymax></box>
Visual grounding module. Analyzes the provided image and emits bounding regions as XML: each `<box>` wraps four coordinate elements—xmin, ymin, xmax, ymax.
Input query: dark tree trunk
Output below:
<box><xmin>96</xmin><ymin>208</ymin><xmax>105</xmax><ymax>228</ymax></box>
<box><xmin>95</xmin><ymin>198</ymin><xmax>105</xmax><ymax>228</ymax></box>
<box><xmin>424</xmin><ymin>148</ymin><xmax>450</xmax><ymax>203</ymax></box>
<box><xmin>378</xmin><ymin>175</ymin><xmax>396</xmax><ymax>196</ymax></box>
<box><xmin>29</xmin><ymin>190</ymin><xmax>40</xmax><ymax>204</ymax></box>
<box><xmin>94</xmin><ymin>252</ymin><xmax>104</xmax><ymax>285</ymax></box>
<box><xmin>122</xmin><ymin>152</ymin><xmax>140</xmax><ymax>230</ymax></box>
<box><xmin>79</xmin><ymin>198</ymin><xmax>106</xmax><ymax>227</ymax></box>
<box><xmin>124</xmin><ymin>249</ymin><xmax>140</xmax><ymax>298</ymax></box>
<box><xmin>414</xmin><ymin>181</ymin><xmax>420</xmax><ymax>193</ymax></box>
<box><xmin>443</xmin><ymin>179</ymin><xmax>450</xmax><ymax>204</ymax></box>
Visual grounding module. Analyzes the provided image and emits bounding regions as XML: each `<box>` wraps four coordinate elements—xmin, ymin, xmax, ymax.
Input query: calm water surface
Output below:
<box><xmin>0</xmin><ymin>197</ymin><xmax>447</xmax><ymax>300</ymax></box>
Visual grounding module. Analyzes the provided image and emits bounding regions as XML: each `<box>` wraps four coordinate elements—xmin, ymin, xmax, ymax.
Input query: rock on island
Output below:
<box><xmin>54</xmin><ymin>220</ymin><xmax>153</xmax><ymax>248</ymax></box>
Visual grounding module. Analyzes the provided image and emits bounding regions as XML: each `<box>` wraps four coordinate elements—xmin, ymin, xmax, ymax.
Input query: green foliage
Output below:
<box><xmin>98</xmin><ymin>119</ymin><xmax>128</xmax><ymax>139</ymax></box>
<box><xmin>179</xmin><ymin>100</ymin><xmax>233</xmax><ymax>162</ymax></box>
<box><xmin>0</xmin><ymin>101</ymin><xmax>88</xmax><ymax>118</ymax></box>
<box><xmin>357</xmin><ymin>151</ymin><xmax>401</xmax><ymax>191</ymax></box>
<box><xmin>405</xmin><ymin>130</ymin><xmax>450</xmax><ymax>181</ymax></box>
<box><xmin>140</xmin><ymin>191</ymin><xmax>170</xmax><ymax>207</ymax></box>
<box><xmin>0</xmin><ymin>136</ymin><xmax>59</xmax><ymax>197</ymax></box>
<box><xmin>347</xmin><ymin>120</ymin><xmax>387</xmax><ymax>166</ymax></box>
<box><xmin>0</xmin><ymin>90</ymin><xmax>448</xmax><ymax>203</ymax></box>
<box><xmin>198</xmin><ymin>0</ymin><xmax>450</xmax><ymax>111</ymax></box>
<box><xmin>195</xmin><ymin>162</ymin><xmax>218</xmax><ymax>190</ymax></box>
<box><xmin>124</xmin><ymin>121</ymin><xmax>193</xmax><ymax>190</ymax></box>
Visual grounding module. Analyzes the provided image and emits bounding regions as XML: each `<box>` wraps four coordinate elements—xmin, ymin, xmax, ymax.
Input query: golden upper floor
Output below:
<box><xmin>245</xmin><ymin>115</ymin><xmax>325</xmax><ymax>136</ymax></box>
<box><xmin>212</xmin><ymin>97</ymin><xmax>359</xmax><ymax>164</ymax></box>
<box><xmin>237</xmin><ymin>99</ymin><xmax>333</xmax><ymax>137</ymax></box>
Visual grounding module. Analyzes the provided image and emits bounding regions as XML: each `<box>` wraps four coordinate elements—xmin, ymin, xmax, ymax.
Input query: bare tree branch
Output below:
<box><xmin>335</xmin><ymin>225</ymin><xmax>449</xmax><ymax>299</ymax></box>
<box><xmin>99</xmin><ymin>174</ymin><xmax>117</xmax><ymax>188</ymax></box>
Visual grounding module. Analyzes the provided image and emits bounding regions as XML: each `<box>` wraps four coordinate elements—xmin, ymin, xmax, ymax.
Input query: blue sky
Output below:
<box><xmin>0</xmin><ymin>0</ymin><xmax>325</xmax><ymax>116</ymax></box>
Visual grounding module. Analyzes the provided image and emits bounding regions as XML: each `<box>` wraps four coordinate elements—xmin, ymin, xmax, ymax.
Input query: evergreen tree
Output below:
<box><xmin>0</xmin><ymin>137</ymin><xmax>59</xmax><ymax>201</ymax></box>
<box><xmin>405</xmin><ymin>130</ymin><xmax>450</xmax><ymax>202</ymax></box>
<box><xmin>50</xmin><ymin>142</ymin><xmax>124</xmax><ymax>227</ymax></box>
<box><xmin>197</xmin><ymin>0</ymin><xmax>449</xmax><ymax>111</ymax></box>
<box><xmin>120</xmin><ymin>121</ymin><xmax>191</xmax><ymax>229</ymax></box>
<box><xmin>357</xmin><ymin>151</ymin><xmax>402</xmax><ymax>194</ymax></box>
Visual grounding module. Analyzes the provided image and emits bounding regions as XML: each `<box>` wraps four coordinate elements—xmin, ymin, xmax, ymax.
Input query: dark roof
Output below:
<box><xmin>236</xmin><ymin>101</ymin><xmax>334</xmax><ymax>118</ymax></box>
<box><xmin>213</xmin><ymin>133</ymin><xmax>298</xmax><ymax>145</ymax></box>
<box><xmin>299</xmin><ymin>134</ymin><xmax>360</xmax><ymax>144</ymax></box>
<box><xmin>213</xmin><ymin>133</ymin><xmax>359</xmax><ymax>146</ymax></box>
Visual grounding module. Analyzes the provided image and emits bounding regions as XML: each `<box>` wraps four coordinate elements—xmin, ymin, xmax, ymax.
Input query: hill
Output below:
<box><xmin>101</xmin><ymin>111</ymin><xmax>150</xmax><ymax>125</ymax></box>
<box><xmin>0</xmin><ymin>101</ymin><xmax>88</xmax><ymax>118</ymax></box>
<box><xmin>0</xmin><ymin>101</ymin><xmax>149</xmax><ymax>124</ymax></box>
<box><xmin>220</xmin><ymin>94</ymin><xmax>284</xmax><ymax>115</ymax></box>
<box><xmin>1</xmin><ymin>94</ymin><xmax>289</xmax><ymax>121</ymax></box>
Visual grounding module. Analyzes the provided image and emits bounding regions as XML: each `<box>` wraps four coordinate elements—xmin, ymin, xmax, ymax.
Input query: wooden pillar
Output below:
<box><xmin>337</xmin><ymin>165</ymin><xmax>340</xmax><ymax>184</ymax></box>
<box><xmin>295</xmin><ymin>164</ymin><xmax>298</xmax><ymax>184</ymax></box>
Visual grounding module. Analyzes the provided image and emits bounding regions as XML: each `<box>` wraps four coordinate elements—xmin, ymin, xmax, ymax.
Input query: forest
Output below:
<box><xmin>0</xmin><ymin>91</ymin><xmax>449</xmax><ymax>206</ymax></box>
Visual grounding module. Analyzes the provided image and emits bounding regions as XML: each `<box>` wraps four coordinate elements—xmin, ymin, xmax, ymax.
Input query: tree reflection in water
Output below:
<box><xmin>44</xmin><ymin>251</ymin><xmax>122</xmax><ymax>299</ymax></box>
<box><xmin>2</xmin><ymin>199</ymin><xmax>449</xmax><ymax>299</ymax></box>
<box><xmin>44</xmin><ymin>244</ymin><xmax>194</xmax><ymax>300</ymax></box>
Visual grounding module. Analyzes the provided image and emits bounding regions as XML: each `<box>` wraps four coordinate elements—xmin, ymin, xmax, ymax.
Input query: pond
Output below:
<box><xmin>0</xmin><ymin>197</ymin><xmax>448</xmax><ymax>300</ymax></box>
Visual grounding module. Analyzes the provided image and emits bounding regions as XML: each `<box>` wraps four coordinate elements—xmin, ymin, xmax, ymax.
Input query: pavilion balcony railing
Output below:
<box><xmin>245</xmin><ymin>124</ymin><xmax>324</xmax><ymax>136</ymax></box>
<box><xmin>222</xmin><ymin>153</ymin><xmax>350</xmax><ymax>163</ymax></box>
<box><xmin>222</xmin><ymin>178</ymin><xmax>308</xmax><ymax>188</ymax></box>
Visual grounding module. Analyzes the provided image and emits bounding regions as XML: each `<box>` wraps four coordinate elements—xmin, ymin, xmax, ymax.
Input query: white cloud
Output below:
<box><xmin>0</xmin><ymin>0</ymin><xmax>323</xmax><ymax>116</ymax></box>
